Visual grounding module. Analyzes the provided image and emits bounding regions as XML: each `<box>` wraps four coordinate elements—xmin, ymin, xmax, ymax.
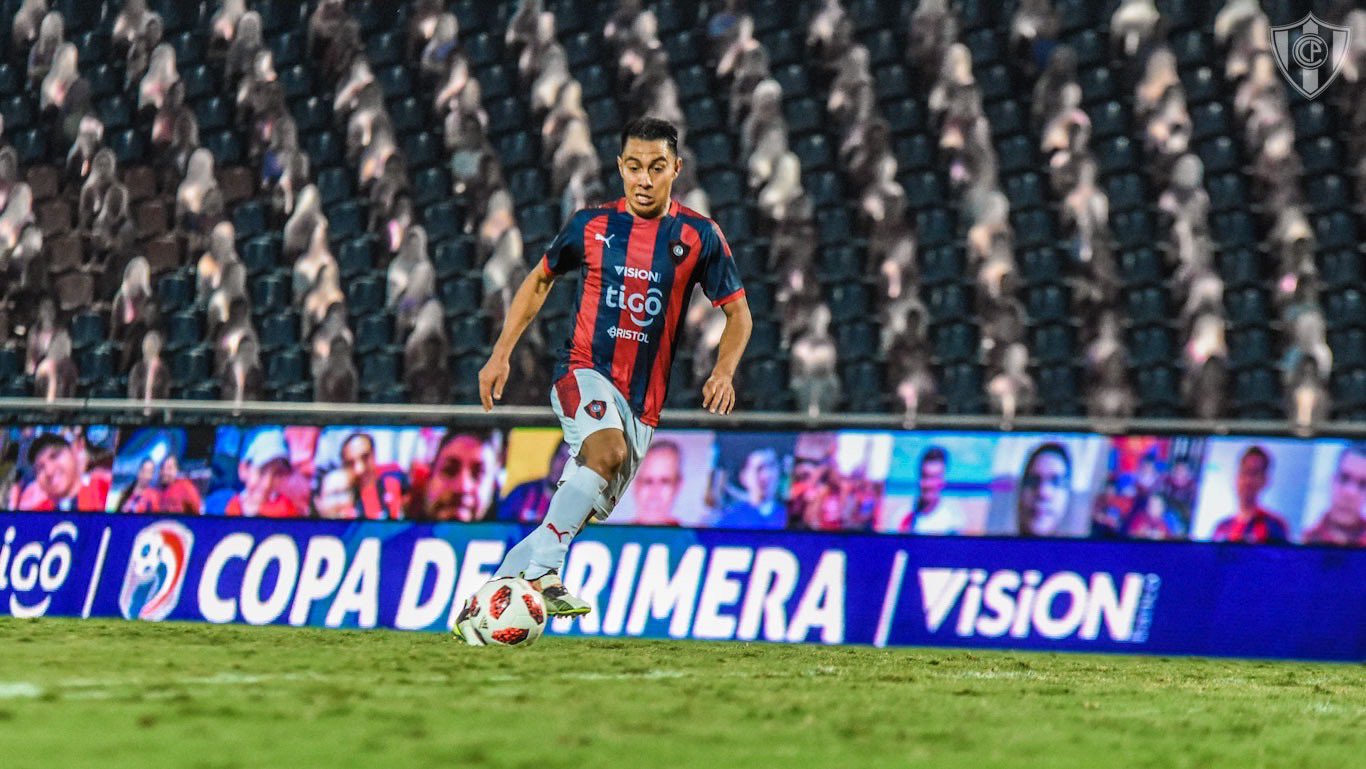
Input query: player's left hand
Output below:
<box><xmin>702</xmin><ymin>373</ymin><xmax>736</xmax><ymax>415</ymax></box>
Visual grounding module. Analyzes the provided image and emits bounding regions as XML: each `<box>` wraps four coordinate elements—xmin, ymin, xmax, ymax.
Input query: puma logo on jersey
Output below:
<box><xmin>594</xmin><ymin>233</ymin><xmax>616</xmax><ymax>249</ymax></box>
<box><xmin>547</xmin><ymin>523</ymin><xmax>573</xmax><ymax>542</ymax></box>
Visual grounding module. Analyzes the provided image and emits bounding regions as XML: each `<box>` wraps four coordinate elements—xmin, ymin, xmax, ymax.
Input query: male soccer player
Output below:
<box><xmin>458</xmin><ymin>117</ymin><xmax>751</xmax><ymax>631</ymax></box>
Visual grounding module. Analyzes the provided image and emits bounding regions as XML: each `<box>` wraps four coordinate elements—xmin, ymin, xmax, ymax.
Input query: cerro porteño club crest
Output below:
<box><xmin>1269</xmin><ymin>13</ymin><xmax>1350</xmax><ymax>100</ymax></box>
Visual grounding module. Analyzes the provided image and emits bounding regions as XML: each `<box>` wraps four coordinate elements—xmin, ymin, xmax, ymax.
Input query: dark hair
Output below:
<box><xmin>1240</xmin><ymin>445</ymin><xmax>1270</xmax><ymax>470</ymax></box>
<box><xmin>920</xmin><ymin>446</ymin><xmax>948</xmax><ymax>468</ymax></box>
<box><xmin>620</xmin><ymin>116</ymin><xmax>679</xmax><ymax>156</ymax></box>
<box><xmin>1023</xmin><ymin>442</ymin><xmax>1071</xmax><ymax>478</ymax></box>
<box><xmin>341</xmin><ymin>432</ymin><xmax>374</xmax><ymax>455</ymax></box>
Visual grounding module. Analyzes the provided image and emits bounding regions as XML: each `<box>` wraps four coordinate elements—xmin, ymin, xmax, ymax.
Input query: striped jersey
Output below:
<box><xmin>540</xmin><ymin>198</ymin><xmax>745</xmax><ymax>426</ymax></box>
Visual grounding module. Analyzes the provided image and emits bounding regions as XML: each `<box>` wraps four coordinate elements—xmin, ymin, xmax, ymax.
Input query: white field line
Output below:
<box><xmin>2</xmin><ymin>667</ymin><xmax>1358</xmax><ymax>702</ymax></box>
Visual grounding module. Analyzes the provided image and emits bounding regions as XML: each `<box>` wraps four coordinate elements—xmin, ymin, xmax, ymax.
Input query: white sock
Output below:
<box><xmin>497</xmin><ymin>464</ymin><xmax>609</xmax><ymax>581</ymax></box>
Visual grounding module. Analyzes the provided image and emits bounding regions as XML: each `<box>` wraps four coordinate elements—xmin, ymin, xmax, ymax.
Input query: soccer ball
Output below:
<box><xmin>464</xmin><ymin>577</ymin><xmax>547</xmax><ymax>647</ymax></box>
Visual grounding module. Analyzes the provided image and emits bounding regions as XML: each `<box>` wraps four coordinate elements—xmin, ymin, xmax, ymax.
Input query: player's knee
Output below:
<box><xmin>581</xmin><ymin>433</ymin><xmax>627</xmax><ymax>478</ymax></box>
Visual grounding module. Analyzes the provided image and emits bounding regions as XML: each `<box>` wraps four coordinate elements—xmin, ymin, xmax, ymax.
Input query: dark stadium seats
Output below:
<box><xmin>0</xmin><ymin>0</ymin><xmax>1346</xmax><ymax>425</ymax></box>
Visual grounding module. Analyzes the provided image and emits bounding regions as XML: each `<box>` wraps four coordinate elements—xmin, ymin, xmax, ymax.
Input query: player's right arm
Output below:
<box><xmin>478</xmin><ymin>267</ymin><xmax>556</xmax><ymax>411</ymax></box>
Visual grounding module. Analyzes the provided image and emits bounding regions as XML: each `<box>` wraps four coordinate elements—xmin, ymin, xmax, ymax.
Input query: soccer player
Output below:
<box><xmin>459</xmin><ymin>117</ymin><xmax>751</xmax><ymax>627</ymax></box>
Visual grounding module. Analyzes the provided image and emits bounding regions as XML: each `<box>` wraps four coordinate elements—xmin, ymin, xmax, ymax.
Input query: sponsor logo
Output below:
<box><xmin>0</xmin><ymin>522</ymin><xmax>79</xmax><ymax>618</ymax></box>
<box><xmin>917</xmin><ymin>568</ymin><xmax>1160</xmax><ymax>643</ymax></box>
<box><xmin>584</xmin><ymin>401</ymin><xmax>606</xmax><ymax>420</ymax></box>
<box><xmin>1270</xmin><ymin>14</ymin><xmax>1350</xmax><ymax>100</ymax></box>
<box><xmin>594</xmin><ymin>233</ymin><xmax>616</xmax><ymax>249</ymax></box>
<box><xmin>547</xmin><ymin>523</ymin><xmax>574</xmax><ymax>542</ymax></box>
<box><xmin>605</xmin><ymin>285</ymin><xmax>664</xmax><ymax>326</ymax></box>
<box><xmin>614</xmin><ymin>265</ymin><xmax>662</xmax><ymax>282</ymax></box>
<box><xmin>607</xmin><ymin>326</ymin><xmax>650</xmax><ymax>343</ymax></box>
<box><xmin>120</xmin><ymin>522</ymin><xmax>195</xmax><ymax>621</ymax></box>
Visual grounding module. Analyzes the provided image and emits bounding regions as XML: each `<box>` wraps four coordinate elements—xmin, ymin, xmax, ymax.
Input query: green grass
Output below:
<box><xmin>0</xmin><ymin>618</ymin><xmax>1362</xmax><ymax>769</ymax></box>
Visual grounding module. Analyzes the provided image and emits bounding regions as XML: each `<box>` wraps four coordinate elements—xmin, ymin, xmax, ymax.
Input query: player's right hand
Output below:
<box><xmin>478</xmin><ymin>355</ymin><xmax>509</xmax><ymax>412</ymax></box>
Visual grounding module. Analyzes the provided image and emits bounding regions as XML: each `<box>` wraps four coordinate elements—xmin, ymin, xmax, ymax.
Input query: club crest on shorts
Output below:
<box><xmin>585</xmin><ymin>400</ymin><xmax>607</xmax><ymax>420</ymax></box>
<box><xmin>1269</xmin><ymin>13</ymin><xmax>1350</xmax><ymax>100</ymax></box>
<box><xmin>668</xmin><ymin>239</ymin><xmax>689</xmax><ymax>264</ymax></box>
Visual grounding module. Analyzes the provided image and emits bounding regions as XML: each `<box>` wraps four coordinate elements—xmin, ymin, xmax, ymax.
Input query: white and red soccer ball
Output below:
<box><xmin>464</xmin><ymin>577</ymin><xmax>547</xmax><ymax>647</ymax></box>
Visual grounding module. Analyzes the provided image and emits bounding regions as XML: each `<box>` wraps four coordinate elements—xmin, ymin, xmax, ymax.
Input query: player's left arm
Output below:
<box><xmin>702</xmin><ymin>296</ymin><xmax>752</xmax><ymax>415</ymax></box>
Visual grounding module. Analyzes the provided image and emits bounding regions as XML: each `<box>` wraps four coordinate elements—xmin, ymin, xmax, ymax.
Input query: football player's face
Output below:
<box><xmin>618</xmin><ymin>138</ymin><xmax>679</xmax><ymax>218</ymax></box>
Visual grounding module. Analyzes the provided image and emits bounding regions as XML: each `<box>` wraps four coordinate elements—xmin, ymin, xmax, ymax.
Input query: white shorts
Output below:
<box><xmin>550</xmin><ymin>368</ymin><xmax>655</xmax><ymax>520</ymax></box>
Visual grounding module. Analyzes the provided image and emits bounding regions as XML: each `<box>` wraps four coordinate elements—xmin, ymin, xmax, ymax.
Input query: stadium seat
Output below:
<box><xmin>345</xmin><ymin>275</ymin><xmax>384</xmax><ymax>316</ymax></box>
<box><xmin>181</xmin><ymin>64</ymin><xmax>214</xmax><ymax>100</ymax></box>
<box><xmin>793</xmin><ymin>134</ymin><xmax>833</xmax><ymax>171</ymax></box>
<box><xmin>172</xmin><ymin>345</ymin><xmax>213</xmax><ymax>387</ymax></box>
<box><xmin>915</xmin><ymin>210</ymin><xmax>954</xmax><ymax>249</ymax></box>
<box><xmin>266</xmin><ymin>348</ymin><xmax>306</xmax><ymax>389</ymax></box>
<box><xmin>390</xmin><ymin>97</ymin><xmax>425</xmax><ymax>136</ymax></box>
<box><xmin>293</xmin><ymin>97</ymin><xmax>333</xmax><ymax>134</ymax></box>
<box><xmin>422</xmin><ymin>201</ymin><xmax>463</xmax><ymax>242</ymax></box>
<box><xmin>434</xmin><ymin>237</ymin><xmax>476</xmax><ymax>280</ymax></box>
<box><xmin>887</xmin><ymin>99</ymin><xmax>926</xmax><ymax>137</ymax></box>
<box><xmin>1026</xmin><ymin>284</ymin><xmax>1070</xmax><ymax>323</ymax></box>
<box><xmin>354</xmin><ymin>314</ymin><xmax>392</xmax><ymax>354</ymax></box>
<box><xmin>1128</xmin><ymin>326</ymin><xmax>1173</xmax><ymax>367</ymax></box>
<box><xmin>260</xmin><ymin>311</ymin><xmax>301</xmax><ymax>350</ymax></box>
<box><xmin>0</xmin><ymin>63</ymin><xmax>18</xmax><ymax>96</ymax></box>
<box><xmin>251</xmin><ymin>272</ymin><xmax>291</xmax><ymax>313</ymax></box>
<box><xmin>873</xmin><ymin>64</ymin><xmax>911</xmax><ymax>103</ymax></box>
<box><xmin>337</xmin><ymin>237</ymin><xmax>374</xmax><ymax>280</ymax></box>
<box><xmin>403</xmin><ymin>131</ymin><xmax>440</xmax><ymax>170</ymax></box>
<box><xmin>1227</xmin><ymin>326</ymin><xmax>1272</xmax><ymax>370</ymax></box>
<box><xmin>1322</xmin><ymin>250</ymin><xmax>1362</xmax><ymax>290</ymax></box>
<box><xmin>70</xmin><ymin>312</ymin><xmax>106</xmax><ymax>351</ymax></box>
<box><xmin>440</xmin><ymin>277</ymin><xmax>481</xmax><ymax>315</ymax></box>
<box><xmin>1122</xmin><ymin>245</ymin><xmax>1167</xmax><ymax>286</ymax></box>
<box><xmin>205</xmin><ymin>131</ymin><xmax>243</xmax><ymax>165</ymax></box>
<box><xmin>933</xmin><ymin>322</ymin><xmax>979</xmax><ymax>364</ymax></box>
<box><xmin>1134</xmin><ymin>366</ymin><xmax>1181</xmax><ymax>414</ymax></box>
<box><xmin>1231</xmin><ymin>368</ymin><xmax>1280</xmax><ymax>416</ymax></box>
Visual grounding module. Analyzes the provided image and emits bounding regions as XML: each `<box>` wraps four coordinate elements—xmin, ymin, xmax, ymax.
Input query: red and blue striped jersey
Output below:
<box><xmin>540</xmin><ymin>198</ymin><xmax>745</xmax><ymax>427</ymax></box>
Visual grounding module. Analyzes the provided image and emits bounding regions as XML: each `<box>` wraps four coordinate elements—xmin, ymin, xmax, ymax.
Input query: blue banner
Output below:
<box><xmin>1</xmin><ymin>512</ymin><xmax>1362</xmax><ymax>660</ymax></box>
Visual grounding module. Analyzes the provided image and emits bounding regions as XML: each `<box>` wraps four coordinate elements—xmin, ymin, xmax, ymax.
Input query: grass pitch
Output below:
<box><xmin>0</xmin><ymin>618</ymin><xmax>1362</xmax><ymax>769</ymax></box>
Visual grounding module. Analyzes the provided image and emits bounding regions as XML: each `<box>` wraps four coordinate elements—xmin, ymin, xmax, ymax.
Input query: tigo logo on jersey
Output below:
<box><xmin>120</xmin><ymin>522</ymin><xmax>195</xmax><ymax>621</ymax></box>
<box><xmin>585</xmin><ymin>400</ymin><xmax>607</xmax><ymax>420</ymax></box>
<box><xmin>605</xmin><ymin>285</ymin><xmax>665</xmax><ymax>326</ymax></box>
